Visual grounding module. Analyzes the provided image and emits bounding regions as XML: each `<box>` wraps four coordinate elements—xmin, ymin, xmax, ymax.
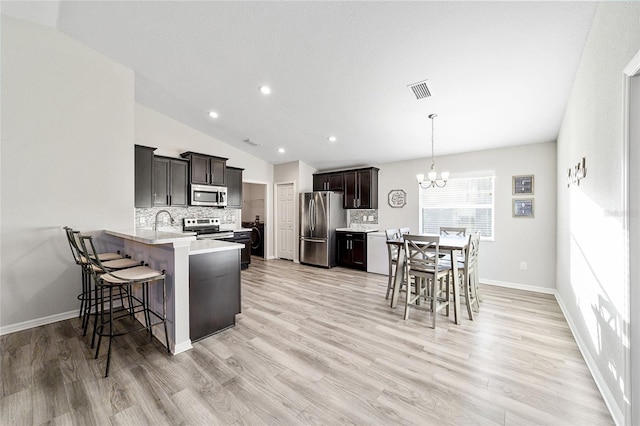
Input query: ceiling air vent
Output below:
<box><xmin>408</xmin><ymin>79</ymin><xmax>432</xmax><ymax>100</ymax></box>
<box><xmin>243</xmin><ymin>138</ymin><xmax>262</xmax><ymax>147</ymax></box>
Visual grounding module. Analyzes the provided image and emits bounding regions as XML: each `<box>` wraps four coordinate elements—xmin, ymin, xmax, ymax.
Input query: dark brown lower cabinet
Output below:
<box><xmin>336</xmin><ymin>231</ymin><xmax>367</xmax><ymax>271</ymax></box>
<box><xmin>189</xmin><ymin>249</ymin><xmax>241</xmax><ymax>342</ymax></box>
<box><xmin>222</xmin><ymin>230</ymin><xmax>251</xmax><ymax>270</ymax></box>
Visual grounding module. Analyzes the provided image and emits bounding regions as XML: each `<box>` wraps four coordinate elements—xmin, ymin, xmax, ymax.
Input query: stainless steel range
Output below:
<box><xmin>183</xmin><ymin>218</ymin><xmax>234</xmax><ymax>240</ymax></box>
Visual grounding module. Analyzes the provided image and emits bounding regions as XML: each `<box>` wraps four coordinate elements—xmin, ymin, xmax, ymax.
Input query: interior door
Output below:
<box><xmin>277</xmin><ymin>183</ymin><xmax>295</xmax><ymax>260</ymax></box>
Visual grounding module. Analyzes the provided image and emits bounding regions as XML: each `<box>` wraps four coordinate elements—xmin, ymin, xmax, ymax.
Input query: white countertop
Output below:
<box><xmin>336</xmin><ymin>227</ymin><xmax>379</xmax><ymax>233</ymax></box>
<box><xmin>105</xmin><ymin>228</ymin><xmax>197</xmax><ymax>244</ymax></box>
<box><xmin>189</xmin><ymin>239</ymin><xmax>244</xmax><ymax>255</ymax></box>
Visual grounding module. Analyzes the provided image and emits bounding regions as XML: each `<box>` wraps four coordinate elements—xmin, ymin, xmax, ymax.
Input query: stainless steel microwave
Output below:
<box><xmin>190</xmin><ymin>184</ymin><xmax>227</xmax><ymax>207</ymax></box>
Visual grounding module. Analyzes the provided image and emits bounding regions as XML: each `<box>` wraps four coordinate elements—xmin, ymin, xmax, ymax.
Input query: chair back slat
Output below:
<box><xmin>385</xmin><ymin>229</ymin><xmax>401</xmax><ymax>259</ymax></box>
<box><xmin>467</xmin><ymin>231</ymin><xmax>480</xmax><ymax>268</ymax></box>
<box><xmin>439</xmin><ymin>226</ymin><xmax>468</xmax><ymax>237</ymax></box>
<box><xmin>63</xmin><ymin>226</ymin><xmax>82</xmax><ymax>265</ymax></box>
<box><xmin>403</xmin><ymin>234</ymin><xmax>441</xmax><ymax>274</ymax></box>
<box><xmin>399</xmin><ymin>227</ymin><xmax>411</xmax><ymax>235</ymax></box>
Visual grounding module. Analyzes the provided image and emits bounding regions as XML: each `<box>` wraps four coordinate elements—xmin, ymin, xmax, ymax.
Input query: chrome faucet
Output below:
<box><xmin>154</xmin><ymin>209</ymin><xmax>174</xmax><ymax>231</ymax></box>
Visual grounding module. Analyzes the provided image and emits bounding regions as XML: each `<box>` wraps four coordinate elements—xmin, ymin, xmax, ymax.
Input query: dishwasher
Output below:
<box><xmin>367</xmin><ymin>232</ymin><xmax>389</xmax><ymax>275</ymax></box>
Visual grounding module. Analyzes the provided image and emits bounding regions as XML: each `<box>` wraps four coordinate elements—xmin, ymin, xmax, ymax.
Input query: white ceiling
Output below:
<box><xmin>3</xmin><ymin>1</ymin><xmax>597</xmax><ymax>170</ymax></box>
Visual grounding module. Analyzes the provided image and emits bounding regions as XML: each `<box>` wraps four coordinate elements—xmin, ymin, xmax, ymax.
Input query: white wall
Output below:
<box><xmin>1</xmin><ymin>16</ymin><xmax>135</xmax><ymax>329</ymax></box>
<box><xmin>298</xmin><ymin>160</ymin><xmax>316</xmax><ymax>193</ymax></box>
<box><xmin>377</xmin><ymin>141</ymin><xmax>557</xmax><ymax>290</ymax></box>
<box><xmin>556</xmin><ymin>3</ymin><xmax>640</xmax><ymax>425</ymax></box>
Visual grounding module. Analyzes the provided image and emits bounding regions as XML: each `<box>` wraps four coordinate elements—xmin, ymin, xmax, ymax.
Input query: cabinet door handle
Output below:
<box><xmin>169</xmin><ymin>195</ymin><xmax>172</xmax><ymax>205</ymax></box>
<box><xmin>153</xmin><ymin>193</ymin><xmax>156</xmax><ymax>202</ymax></box>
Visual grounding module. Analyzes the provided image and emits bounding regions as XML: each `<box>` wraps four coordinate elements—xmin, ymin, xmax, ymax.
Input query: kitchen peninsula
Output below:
<box><xmin>103</xmin><ymin>228</ymin><xmax>243</xmax><ymax>354</ymax></box>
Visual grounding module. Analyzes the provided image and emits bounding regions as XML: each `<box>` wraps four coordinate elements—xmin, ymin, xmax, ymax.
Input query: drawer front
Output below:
<box><xmin>234</xmin><ymin>231</ymin><xmax>252</xmax><ymax>239</ymax></box>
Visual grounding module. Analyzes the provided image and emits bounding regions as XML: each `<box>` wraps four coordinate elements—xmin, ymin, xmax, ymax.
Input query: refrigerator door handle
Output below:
<box><xmin>301</xmin><ymin>237</ymin><xmax>325</xmax><ymax>243</ymax></box>
<box><xmin>308</xmin><ymin>199</ymin><xmax>314</xmax><ymax>232</ymax></box>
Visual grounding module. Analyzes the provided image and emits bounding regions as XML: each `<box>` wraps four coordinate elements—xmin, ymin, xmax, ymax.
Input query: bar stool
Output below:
<box><xmin>79</xmin><ymin>235</ymin><xmax>170</xmax><ymax>377</ymax></box>
<box><xmin>65</xmin><ymin>228</ymin><xmax>143</xmax><ymax>339</ymax></box>
<box><xmin>63</xmin><ymin>227</ymin><xmax>124</xmax><ymax>319</ymax></box>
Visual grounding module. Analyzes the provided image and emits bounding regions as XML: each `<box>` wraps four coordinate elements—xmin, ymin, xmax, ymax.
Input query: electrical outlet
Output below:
<box><xmin>139</xmin><ymin>217</ymin><xmax>145</xmax><ymax>224</ymax></box>
<box><xmin>520</xmin><ymin>261</ymin><xmax>527</xmax><ymax>270</ymax></box>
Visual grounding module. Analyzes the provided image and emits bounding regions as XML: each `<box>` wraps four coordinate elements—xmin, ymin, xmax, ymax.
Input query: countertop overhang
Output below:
<box><xmin>189</xmin><ymin>239</ymin><xmax>244</xmax><ymax>255</ymax></box>
<box><xmin>105</xmin><ymin>228</ymin><xmax>197</xmax><ymax>244</ymax></box>
<box><xmin>335</xmin><ymin>228</ymin><xmax>379</xmax><ymax>233</ymax></box>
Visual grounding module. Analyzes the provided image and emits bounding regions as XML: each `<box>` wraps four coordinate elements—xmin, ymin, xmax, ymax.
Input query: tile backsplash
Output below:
<box><xmin>348</xmin><ymin>209</ymin><xmax>378</xmax><ymax>225</ymax></box>
<box><xmin>135</xmin><ymin>207</ymin><xmax>239</xmax><ymax>228</ymax></box>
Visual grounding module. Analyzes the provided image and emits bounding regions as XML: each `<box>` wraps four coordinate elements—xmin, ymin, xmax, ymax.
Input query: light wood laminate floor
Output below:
<box><xmin>1</xmin><ymin>259</ymin><xmax>613</xmax><ymax>425</ymax></box>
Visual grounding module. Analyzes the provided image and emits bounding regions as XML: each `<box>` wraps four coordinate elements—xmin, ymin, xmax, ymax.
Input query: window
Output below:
<box><xmin>419</xmin><ymin>175</ymin><xmax>494</xmax><ymax>239</ymax></box>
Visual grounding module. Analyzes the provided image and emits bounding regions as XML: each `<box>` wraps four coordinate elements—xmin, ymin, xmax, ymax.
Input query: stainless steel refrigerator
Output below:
<box><xmin>299</xmin><ymin>191</ymin><xmax>346</xmax><ymax>267</ymax></box>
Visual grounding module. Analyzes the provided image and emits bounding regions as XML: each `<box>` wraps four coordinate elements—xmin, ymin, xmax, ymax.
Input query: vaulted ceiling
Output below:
<box><xmin>3</xmin><ymin>1</ymin><xmax>597</xmax><ymax>170</ymax></box>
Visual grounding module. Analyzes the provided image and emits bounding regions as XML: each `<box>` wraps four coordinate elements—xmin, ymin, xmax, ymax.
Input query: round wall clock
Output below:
<box><xmin>388</xmin><ymin>189</ymin><xmax>406</xmax><ymax>208</ymax></box>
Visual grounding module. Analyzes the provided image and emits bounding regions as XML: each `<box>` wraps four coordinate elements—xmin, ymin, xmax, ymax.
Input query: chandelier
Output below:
<box><xmin>416</xmin><ymin>113</ymin><xmax>449</xmax><ymax>188</ymax></box>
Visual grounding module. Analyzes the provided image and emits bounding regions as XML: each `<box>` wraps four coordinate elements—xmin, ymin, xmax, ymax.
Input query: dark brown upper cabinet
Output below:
<box><xmin>225</xmin><ymin>166</ymin><xmax>244</xmax><ymax>209</ymax></box>
<box><xmin>313</xmin><ymin>167</ymin><xmax>378</xmax><ymax>209</ymax></box>
<box><xmin>313</xmin><ymin>172</ymin><xmax>344</xmax><ymax>192</ymax></box>
<box><xmin>180</xmin><ymin>151</ymin><xmax>228</xmax><ymax>186</ymax></box>
<box><xmin>153</xmin><ymin>156</ymin><xmax>188</xmax><ymax>207</ymax></box>
<box><xmin>344</xmin><ymin>168</ymin><xmax>378</xmax><ymax>209</ymax></box>
<box><xmin>134</xmin><ymin>145</ymin><xmax>157</xmax><ymax>208</ymax></box>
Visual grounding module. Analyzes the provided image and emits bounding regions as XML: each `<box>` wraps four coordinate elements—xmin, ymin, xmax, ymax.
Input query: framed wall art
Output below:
<box><xmin>388</xmin><ymin>189</ymin><xmax>406</xmax><ymax>208</ymax></box>
<box><xmin>513</xmin><ymin>175</ymin><xmax>534</xmax><ymax>195</ymax></box>
<box><xmin>513</xmin><ymin>198</ymin><xmax>534</xmax><ymax>218</ymax></box>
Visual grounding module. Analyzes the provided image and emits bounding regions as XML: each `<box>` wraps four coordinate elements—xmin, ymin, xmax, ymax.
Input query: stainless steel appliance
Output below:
<box><xmin>190</xmin><ymin>184</ymin><xmax>227</xmax><ymax>207</ymax></box>
<box><xmin>299</xmin><ymin>191</ymin><xmax>346</xmax><ymax>267</ymax></box>
<box><xmin>183</xmin><ymin>217</ymin><xmax>233</xmax><ymax>239</ymax></box>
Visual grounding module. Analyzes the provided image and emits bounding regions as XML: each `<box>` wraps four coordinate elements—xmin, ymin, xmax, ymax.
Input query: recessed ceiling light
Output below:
<box><xmin>327</xmin><ymin>136</ymin><xmax>337</xmax><ymax>142</ymax></box>
<box><xmin>208</xmin><ymin>111</ymin><xmax>218</xmax><ymax>119</ymax></box>
<box><xmin>259</xmin><ymin>85</ymin><xmax>271</xmax><ymax>95</ymax></box>
<box><xmin>278</xmin><ymin>148</ymin><xmax>285</xmax><ymax>153</ymax></box>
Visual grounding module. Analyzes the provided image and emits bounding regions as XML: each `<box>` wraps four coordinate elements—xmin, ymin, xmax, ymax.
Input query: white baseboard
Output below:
<box><xmin>0</xmin><ymin>309</ymin><xmax>78</xmax><ymax>336</ymax></box>
<box><xmin>554</xmin><ymin>292</ymin><xmax>623</xmax><ymax>426</ymax></box>
<box><xmin>173</xmin><ymin>340</ymin><xmax>193</xmax><ymax>355</ymax></box>
<box><xmin>480</xmin><ymin>278</ymin><xmax>556</xmax><ymax>295</ymax></box>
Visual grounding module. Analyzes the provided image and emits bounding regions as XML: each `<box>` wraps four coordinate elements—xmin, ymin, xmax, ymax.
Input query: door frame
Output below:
<box><xmin>243</xmin><ymin>179</ymin><xmax>270</xmax><ymax>259</ymax></box>
<box><xmin>623</xmin><ymin>48</ymin><xmax>640</xmax><ymax>426</ymax></box>
<box><xmin>274</xmin><ymin>180</ymin><xmax>297</xmax><ymax>262</ymax></box>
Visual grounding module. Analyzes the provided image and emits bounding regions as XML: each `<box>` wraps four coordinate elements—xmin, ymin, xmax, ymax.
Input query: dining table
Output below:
<box><xmin>386</xmin><ymin>234</ymin><xmax>469</xmax><ymax>325</ymax></box>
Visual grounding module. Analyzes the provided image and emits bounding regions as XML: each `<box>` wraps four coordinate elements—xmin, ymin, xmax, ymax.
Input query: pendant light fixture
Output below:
<box><xmin>416</xmin><ymin>113</ymin><xmax>449</xmax><ymax>188</ymax></box>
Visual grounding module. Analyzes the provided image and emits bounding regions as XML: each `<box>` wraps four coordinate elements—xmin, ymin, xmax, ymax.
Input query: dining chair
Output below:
<box><xmin>402</xmin><ymin>234</ymin><xmax>454</xmax><ymax>327</ymax></box>
<box><xmin>439</xmin><ymin>226</ymin><xmax>468</xmax><ymax>237</ymax></box>
<box><xmin>466</xmin><ymin>231</ymin><xmax>481</xmax><ymax>311</ymax></box>
<box><xmin>399</xmin><ymin>227</ymin><xmax>411</xmax><ymax>235</ymax></box>
<box><xmin>384</xmin><ymin>229</ymin><xmax>401</xmax><ymax>299</ymax></box>
<box><xmin>448</xmin><ymin>231</ymin><xmax>481</xmax><ymax>320</ymax></box>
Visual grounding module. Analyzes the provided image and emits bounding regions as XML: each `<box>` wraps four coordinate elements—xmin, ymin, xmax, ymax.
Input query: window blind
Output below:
<box><xmin>419</xmin><ymin>175</ymin><xmax>495</xmax><ymax>239</ymax></box>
